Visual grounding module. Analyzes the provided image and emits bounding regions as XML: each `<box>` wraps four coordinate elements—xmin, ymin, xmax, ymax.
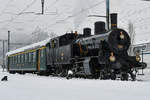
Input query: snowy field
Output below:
<box><xmin>0</xmin><ymin>66</ymin><xmax>150</xmax><ymax>100</ymax></box>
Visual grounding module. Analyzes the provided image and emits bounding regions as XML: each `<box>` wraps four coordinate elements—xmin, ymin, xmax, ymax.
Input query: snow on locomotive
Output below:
<box><xmin>6</xmin><ymin>14</ymin><xmax>146</xmax><ymax>81</ymax></box>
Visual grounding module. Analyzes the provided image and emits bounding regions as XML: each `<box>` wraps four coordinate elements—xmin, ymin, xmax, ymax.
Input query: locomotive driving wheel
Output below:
<box><xmin>99</xmin><ymin>70</ymin><xmax>108</xmax><ymax>80</ymax></box>
<box><xmin>121</xmin><ymin>72</ymin><xmax>129</xmax><ymax>81</ymax></box>
<box><xmin>110</xmin><ymin>72</ymin><xmax>116</xmax><ymax>80</ymax></box>
<box><xmin>99</xmin><ymin>71</ymin><xmax>105</xmax><ymax>79</ymax></box>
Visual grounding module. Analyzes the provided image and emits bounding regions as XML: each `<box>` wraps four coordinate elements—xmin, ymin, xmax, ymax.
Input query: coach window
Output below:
<box><xmin>30</xmin><ymin>52</ymin><xmax>33</xmax><ymax>62</ymax></box>
<box><xmin>16</xmin><ymin>56</ymin><xmax>18</xmax><ymax>64</ymax></box>
<box><xmin>22</xmin><ymin>54</ymin><xmax>24</xmax><ymax>63</ymax></box>
<box><xmin>11</xmin><ymin>57</ymin><xmax>13</xmax><ymax>64</ymax></box>
<box><xmin>19</xmin><ymin>55</ymin><xmax>21</xmax><ymax>63</ymax></box>
<box><xmin>17</xmin><ymin>56</ymin><xmax>18</xmax><ymax>63</ymax></box>
<box><xmin>14</xmin><ymin>56</ymin><xmax>15</xmax><ymax>64</ymax></box>
<box><xmin>23</xmin><ymin>54</ymin><xmax>25</xmax><ymax>63</ymax></box>
<box><xmin>13</xmin><ymin>56</ymin><xmax>15</xmax><ymax>64</ymax></box>
<box><xmin>21</xmin><ymin>54</ymin><xmax>23</xmax><ymax>63</ymax></box>
<box><xmin>17</xmin><ymin>55</ymin><xmax>18</xmax><ymax>63</ymax></box>
<box><xmin>12</xmin><ymin>57</ymin><xmax>14</xmax><ymax>64</ymax></box>
<box><xmin>12</xmin><ymin>57</ymin><xmax>13</xmax><ymax>64</ymax></box>
<box><xmin>18</xmin><ymin>55</ymin><xmax>20</xmax><ymax>63</ymax></box>
<box><xmin>13</xmin><ymin>56</ymin><xmax>14</xmax><ymax>64</ymax></box>
<box><xmin>11</xmin><ymin>57</ymin><xmax>12</xmax><ymax>64</ymax></box>
<box><xmin>27</xmin><ymin>53</ymin><xmax>29</xmax><ymax>62</ymax></box>
<box><xmin>29</xmin><ymin>53</ymin><xmax>31</xmax><ymax>62</ymax></box>
<box><xmin>20</xmin><ymin>55</ymin><xmax>21</xmax><ymax>63</ymax></box>
<box><xmin>15</xmin><ymin>56</ymin><xmax>17</xmax><ymax>64</ymax></box>
<box><xmin>15</xmin><ymin>56</ymin><xmax>16</xmax><ymax>64</ymax></box>
<box><xmin>19</xmin><ymin>55</ymin><xmax>22</xmax><ymax>63</ymax></box>
<box><xmin>31</xmin><ymin>52</ymin><xmax>33</xmax><ymax>63</ymax></box>
<box><xmin>9</xmin><ymin>57</ymin><xmax>11</xmax><ymax>64</ymax></box>
<box><xmin>25</xmin><ymin>53</ymin><xmax>27</xmax><ymax>62</ymax></box>
<box><xmin>33</xmin><ymin>52</ymin><xmax>36</xmax><ymax>62</ymax></box>
<box><xmin>11</xmin><ymin>56</ymin><xmax>13</xmax><ymax>64</ymax></box>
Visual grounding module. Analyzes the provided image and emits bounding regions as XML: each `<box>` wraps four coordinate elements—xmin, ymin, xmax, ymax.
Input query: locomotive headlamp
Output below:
<box><xmin>120</xmin><ymin>31</ymin><xmax>125</xmax><ymax>40</ymax></box>
<box><xmin>136</xmin><ymin>56</ymin><xmax>141</xmax><ymax>62</ymax></box>
<box><xmin>109</xmin><ymin>52</ymin><xmax>116</xmax><ymax>62</ymax></box>
<box><xmin>136</xmin><ymin>53</ymin><xmax>141</xmax><ymax>62</ymax></box>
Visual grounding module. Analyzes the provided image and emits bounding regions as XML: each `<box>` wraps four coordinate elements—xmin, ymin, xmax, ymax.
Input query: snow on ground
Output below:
<box><xmin>0</xmin><ymin>54</ymin><xmax>150</xmax><ymax>100</ymax></box>
<box><xmin>136</xmin><ymin>54</ymin><xmax>150</xmax><ymax>82</ymax></box>
<box><xmin>0</xmin><ymin>67</ymin><xmax>150</xmax><ymax>100</ymax></box>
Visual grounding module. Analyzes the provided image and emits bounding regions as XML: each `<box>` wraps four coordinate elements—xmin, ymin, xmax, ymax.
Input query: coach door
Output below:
<box><xmin>37</xmin><ymin>50</ymin><xmax>41</xmax><ymax>72</ymax></box>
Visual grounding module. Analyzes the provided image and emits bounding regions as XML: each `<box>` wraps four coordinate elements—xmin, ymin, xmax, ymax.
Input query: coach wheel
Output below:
<box><xmin>9</xmin><ymin>71</ymin><xmax>16</xmax><ymax>74</ymax></box>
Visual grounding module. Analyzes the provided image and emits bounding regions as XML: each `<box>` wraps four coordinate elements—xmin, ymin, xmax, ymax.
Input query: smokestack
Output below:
<box><xmin>94</xmin><ymin>21</ymin><xmax>106</xmax><ymax>35</ymax></box>
<box><xmin>83</xmin><ymin>28</ymin><xmax>91</xmax><ymax>37</ymax></box>
<box><xmin>110</xmin><ymin>13</ymin><xmax>117</xmax><ymax>29</ymax></box>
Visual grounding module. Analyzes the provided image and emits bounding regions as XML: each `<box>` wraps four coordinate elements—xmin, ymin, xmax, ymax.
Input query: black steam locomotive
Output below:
<box><xmin>6</xmin><ymin>14</ymin><xmax>146</xmax><ymax>81</ymax></box>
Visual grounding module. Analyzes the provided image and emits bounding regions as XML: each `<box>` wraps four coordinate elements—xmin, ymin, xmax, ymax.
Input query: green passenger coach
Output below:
<box><xmin>6</xmin><ymin>39</ymin><xmax>49</xmax><ymax>74</ymax></box>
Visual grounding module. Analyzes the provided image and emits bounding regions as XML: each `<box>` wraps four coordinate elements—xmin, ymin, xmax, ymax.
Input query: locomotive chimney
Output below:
<box><xmin>110</xmin><ymin>13</ymin><xmax>117</xmax><ymax>29</ymax></box>
<box><xmin>83</xmin><ymin>28</ymin><xmax>91</xmax><ymax>37</ymax></box>
<box><xmin>94</xmin><ymin>21</ymin><xmax>106</xmax><ymax>35</ymax></box>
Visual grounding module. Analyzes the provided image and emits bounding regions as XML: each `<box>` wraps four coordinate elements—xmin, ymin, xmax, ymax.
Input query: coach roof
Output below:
<box><xmin>6</xmin><ymin>38</ymin><xmax>50</xmax><ymax>56</ymax></box>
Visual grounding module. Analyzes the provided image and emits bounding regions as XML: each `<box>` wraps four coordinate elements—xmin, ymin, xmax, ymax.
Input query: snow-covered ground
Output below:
<box><xmin>0</xmin><ymin>65</ymin><xmax>150</xmax><ymax>100</ymax></box>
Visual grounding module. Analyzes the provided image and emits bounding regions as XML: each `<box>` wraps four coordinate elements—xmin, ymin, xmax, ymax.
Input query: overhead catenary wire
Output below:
<box><xmin>0</xmin><ymin>0</ymin><xmax>62</xmax><ymax>31</ymax></box>
<box><xmin>27</xmin><ymin>0</ymin><xmax>61</xmax><ymax>23</ymax></box>
<box><xmin>0</xmin><ymin>0</ymin><xmax>14</xmax><ymax>17</ymax></box>
<box><xmin>9</xmin><ymin>0</ymin><xmax>38</xmax><ymax>22</ymax></box>
<box><xmin>43</xmin><ymin>0</ymin><xmax>105</xmax><ymax>30</ymax></box>
<box><xmin>0</xmin><ymin>0</ymin><xmax>38</xmax><ymax>29</ymax></box>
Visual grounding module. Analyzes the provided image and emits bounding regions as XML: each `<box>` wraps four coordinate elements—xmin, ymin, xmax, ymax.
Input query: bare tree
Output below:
<box><xmin>48</xmin><ymin>32</ymin><xmax>57</xmax><ymax>39</ymax></box>
<box><xmin>31</xmin><ymin>26</ymin><xmax>49</xmax><ymax>43</ymax></box>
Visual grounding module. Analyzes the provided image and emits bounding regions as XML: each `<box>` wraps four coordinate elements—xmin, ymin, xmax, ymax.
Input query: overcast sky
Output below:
<box><xmin>0</xmin><ymin>0</ymin><xmax>150</xmax><ymax>44</ymax></box>
<box><xmin>0</xmin><ymin>0</ymin><xmax>120</xmax><ymax>38</ymax></box>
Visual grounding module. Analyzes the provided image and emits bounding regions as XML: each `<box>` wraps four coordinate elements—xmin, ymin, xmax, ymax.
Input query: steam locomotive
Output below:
<box><xmin>6</xmin><ymin>13</ymin><xmax>147</xmax><ymax>81</ymax></box>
